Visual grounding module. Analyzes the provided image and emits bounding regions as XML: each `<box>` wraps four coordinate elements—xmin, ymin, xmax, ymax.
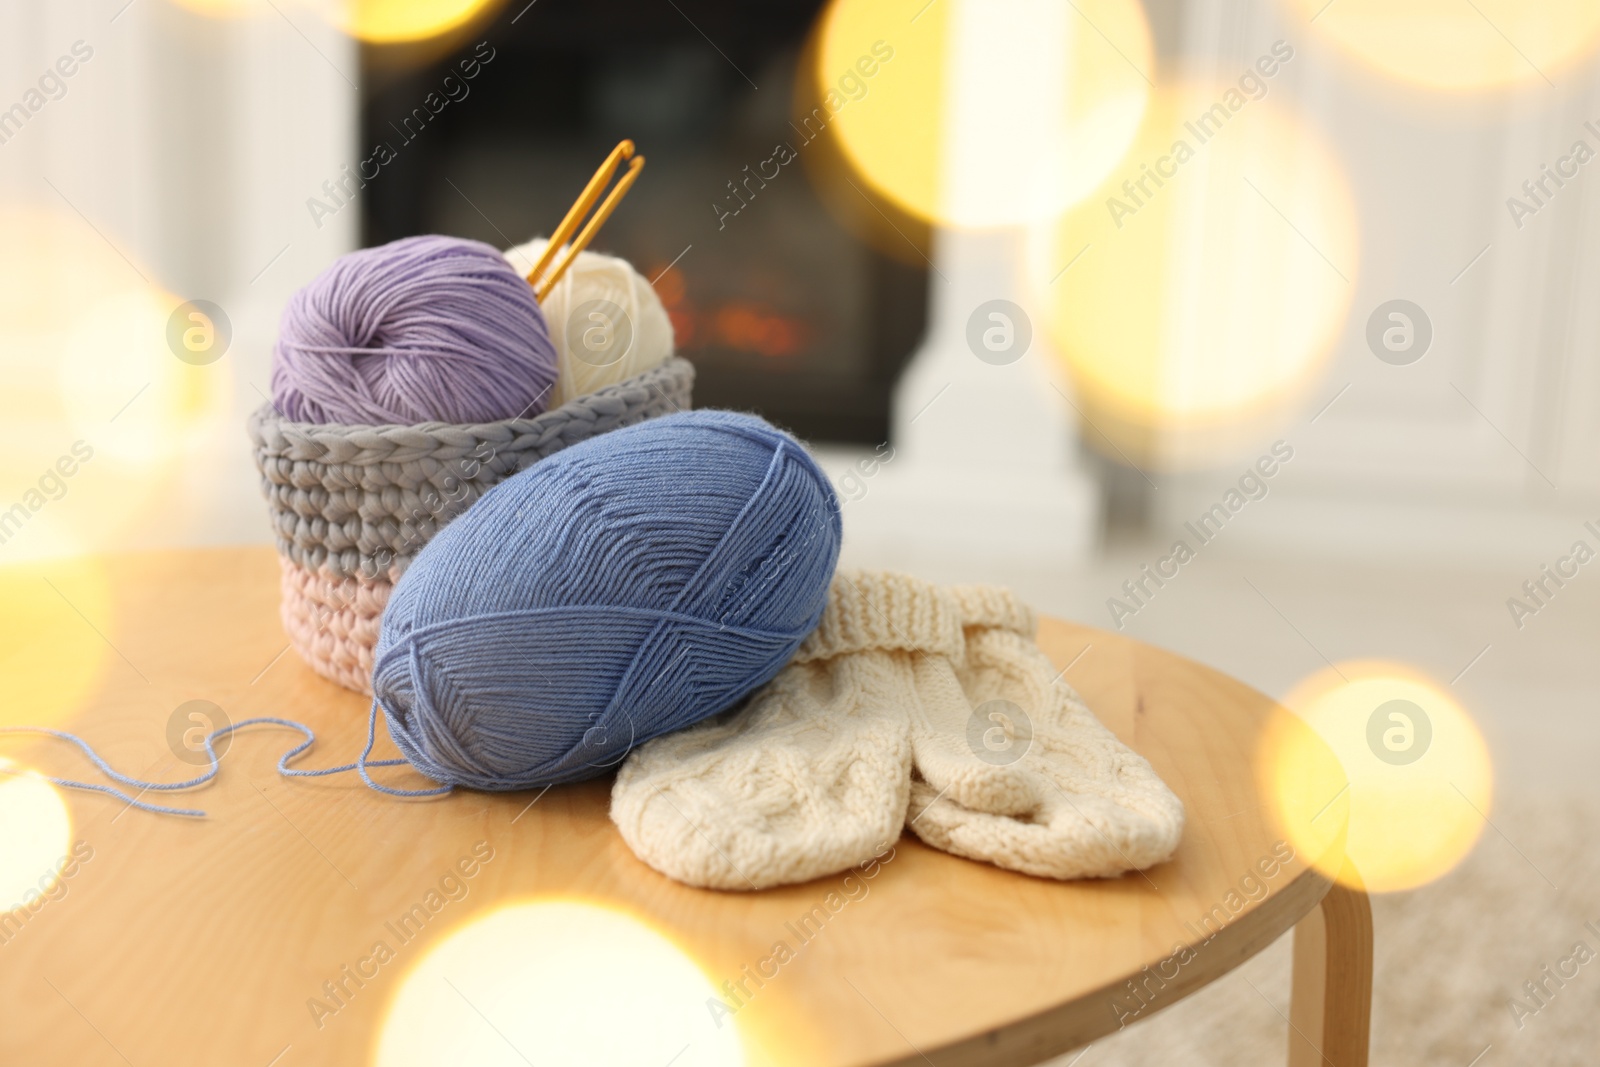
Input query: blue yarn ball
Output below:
<box><xmin>371</xmin><ymin>409</ymin><xmax>841</xmax><ymax>789</ymax></box>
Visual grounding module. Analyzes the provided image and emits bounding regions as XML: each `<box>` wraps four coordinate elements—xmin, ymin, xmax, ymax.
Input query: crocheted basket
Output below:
<box><xmin>249</xmin><ymin>356</ymin><xmax>695</xmax><ymax>693</ymax></box>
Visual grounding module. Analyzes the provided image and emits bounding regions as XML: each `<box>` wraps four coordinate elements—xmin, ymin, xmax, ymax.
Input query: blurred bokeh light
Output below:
<box><xmin>1285</xmin><ymin>0</ymin><xmax>1600</xmax><ymax>92</ymax></box>
<box><xmin>165</xmin><ymin>0</ymin><xmax>261</xmax><ymax>15</ymax></box>
<box><xmin>0</xmin><ymin>559</ymin><xmax>113</xmax><ymax>729</ymax></box>
<box><xmin>0</xmin><ymin>203</ymin><xmax>231</xmax><ymax>562</ymax></box>
<box><xmin>1260</xmin><ymin>661</ymin><xmax>1494</xmax><ymax>894</ymax></box>
<box><xmin>166</xmin><ymin>0</ymin><xmax>499</xmax><ymax>43</ymax></box>
<box><xmin>817</xmin><ymin>0</ymin><xmax>1153</xmax><ymax>229</ymax></box>
<box><xmin>0</xmin><ymin>760</ymin><xmax>72</xmax><ymax>915</ymax></box>
<box><xmin>57</xmin><ymin>288</ymin><xmax>232</xmax><ymax>467</ymax></box>
<box><xmin>375</xmin><ymin>899</ymin><xmax>746</xmax><ymax>1067</ymax></box>
<box><xmin>313</xmin><ymin>0</ymin><xmax>502</xmax><ymax>43</ymax></box>
<box><xmin>1030</xmin><ymin>85</ymin><xmax>1357</xmax><ymax>470</ymax></box>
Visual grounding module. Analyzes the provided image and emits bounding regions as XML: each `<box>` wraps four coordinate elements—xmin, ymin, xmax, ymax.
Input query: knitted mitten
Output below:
<box><xmin>611</xmin><ymin>570</ymin><xmax>963</xmax><ymax>890</ymax></box>
<box><xmin>905</xmin><ymin>585</ymin><xmax>1185</xmax><ymax>880</ymax></box>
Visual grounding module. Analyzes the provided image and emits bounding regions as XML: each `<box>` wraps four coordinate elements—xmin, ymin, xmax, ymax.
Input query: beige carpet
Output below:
<box><xmin>1047</xmin><ymin>789</ymin><xmax>1600</xmax><ymax>1066</ymax></box>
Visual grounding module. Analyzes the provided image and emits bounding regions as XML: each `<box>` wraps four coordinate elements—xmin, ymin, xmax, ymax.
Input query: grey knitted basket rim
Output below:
<box><xmin>252</xmin><ymin>357</ymin><xmax>693</xmax><ymax>578</ymax></box>
<box><xmin>249</xmin><ymin>356</ymin><xmax>693</xmax><ymax>468</ymax></box>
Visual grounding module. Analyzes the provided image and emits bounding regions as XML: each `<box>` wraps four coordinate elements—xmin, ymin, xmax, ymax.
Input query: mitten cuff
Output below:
<box><xmin>794</xmin><ymin>569</ymin><xmax>965</xmax><ymax>663</ymax></box>
<box><xmin>946</xmin><ymin>583</ymin><xmax>1036</xmax><ymax>636</ymax></box>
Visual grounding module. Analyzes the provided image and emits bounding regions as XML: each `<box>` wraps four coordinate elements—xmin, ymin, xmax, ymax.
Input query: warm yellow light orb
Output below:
<box><xmin>0</xmin><ymin>203</ymin><xmax>228</xmax><ymax>557</ymax></box>
<box><xmin>817</xmin><ymin>0</ymin><xmax>1153</xmax><ymax>228</ymax></box>
<box><xmin>376</xmin><ymin>899</ymin><xmax>746</xmax><ymax>1067</ymax></box>
<box><xmin>57</xmin><ymin>288</ymin><xmax>232</xmax><ymax>467</ymax></box>
<box><xmin>313</xmin><ymin>0</ymin><xmax>500</xmax><ymax>43</ymax></box>
<box><xmin>164</xmin><ymin>0</ymin><xmax>262</xmax><ymax>16</ymax></box>
<box><xmin>1260</xmin><ymin>662</ymin><xmax>1494</xmax><ymax>894</ymax></box>
<box><xmin>159</xmin><ymin>0</ymin><xmax>498</xmax><ymax>41</ymax></box>
<box><xmin>0</xmin><ymin>760</ymin><xmax>73</xmax><ymax>915</ymax></box>
<box><xmin>0</xmin><ymin>203</ymin><xmax>146</xmax><ymax>420</ymax></box>
<box><xmin>0</xmin><ymin>559</ymin><xmax>114</xmax><ymax>729</ymax></box>
<box><xmin>1031</xmin><ymin>83</ymin><xmax>1357</xmax><ymax>467</ymax></box>
<box><xmin>1286</xmin><ymin>0</ymin><xmax>1600</xmax><ymax>92</ymax></box>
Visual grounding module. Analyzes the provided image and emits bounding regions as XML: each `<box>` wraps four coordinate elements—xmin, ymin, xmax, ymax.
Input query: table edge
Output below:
<box><xmin>869</xmin><ymin>862</ymin><xmax>1334</xmax><ymax>1067</ymax></box>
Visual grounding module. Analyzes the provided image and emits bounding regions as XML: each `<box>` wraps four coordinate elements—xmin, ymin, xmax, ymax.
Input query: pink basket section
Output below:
<box><xmin>277</xmin><ymin>555</ymin><xmax>393</xmax><ymax>694</ymax></box>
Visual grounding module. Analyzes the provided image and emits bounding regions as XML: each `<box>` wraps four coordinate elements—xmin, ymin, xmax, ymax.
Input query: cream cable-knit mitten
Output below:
<box><xmin>611</xmin><ymin>571</ymin><xmax>963</xmax><ymax>890</ymax></box>
<box><xmin>905</xmin><ymin>584</ymin><xmax>1185</xmax><ymax>880</ymax></box>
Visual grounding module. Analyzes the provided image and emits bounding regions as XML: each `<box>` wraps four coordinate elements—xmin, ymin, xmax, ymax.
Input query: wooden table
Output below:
<box><xmin>0</xmin><ymin>548</ymin><xmax>1369</xmax><ymax>1067</ymax></box>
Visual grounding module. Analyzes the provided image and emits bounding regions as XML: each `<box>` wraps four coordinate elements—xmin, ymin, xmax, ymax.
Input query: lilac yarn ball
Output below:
<box><xmin>271</xmin><ymin>235</ymin><xmax>558</xmax><ymax>425</ymax></box>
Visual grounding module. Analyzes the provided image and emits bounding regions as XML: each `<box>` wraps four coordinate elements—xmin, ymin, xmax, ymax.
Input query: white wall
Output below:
<box><xmin>0</xmin><ymin>0</ymin><xmax>355</xmax><ymax>559</ymax></box>
<box><xmin>1146</xmin><ymin>0</ymin><xmax>1600</xmax><ymax>565</ymax></box>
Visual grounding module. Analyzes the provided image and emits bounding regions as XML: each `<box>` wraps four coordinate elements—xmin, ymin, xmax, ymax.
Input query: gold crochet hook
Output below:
<box><xmin>527</xmin><ymin>140</ymin><xmax>646</xmax><ymax>301</ymax></box>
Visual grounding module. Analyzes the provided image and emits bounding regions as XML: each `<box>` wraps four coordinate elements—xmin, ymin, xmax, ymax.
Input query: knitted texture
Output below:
<box><xmin>612</xmin><ymin>571</ymin><xmax>961</xmax><ymax>890</ymax></box>
<box><xmin>794</xmin><ymin>568</ymin><xmax>965</xmax><ymax>663</ymax></box>
<box><xmin>271</xmin><ymin>235</ymin><xmax>560</xmax><ymax>425</ymax></box>
<box><xmin>906</xmin><ymin>584</ymin><xmax>1186</xmax><ymax>879</ymax></box>
<box><xmin>370</xmin><ymin>410</ymin><xmax>842</xmax><ymax>789</ymax></box>
<box><xmin>503</xmin><ymin>236</ymin><xmax>675</xmax><ymax>408</ymax></box>
<box><xmin>250</xmin><ymin>356</ymin><xmax>693</xmax><ymax>579</ymax></box>
<box><xmin>612</xmin><ymin>570</ymin><xmax>1185</xmax><ymax>889</ymax></box>
<box><xmin>277</xmin><ymin>556</ymin><xmax>394</xmax><ymax>694</ymax></box>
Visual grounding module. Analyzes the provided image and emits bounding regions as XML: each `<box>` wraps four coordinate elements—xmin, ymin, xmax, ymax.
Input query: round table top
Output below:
<box><xmin>0</xmin><ymin>548</ymin><xmax>1342</xmax><ymax>1067</ymax></box>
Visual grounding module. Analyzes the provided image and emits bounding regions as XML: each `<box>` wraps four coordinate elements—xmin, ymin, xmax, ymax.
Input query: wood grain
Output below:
<box><xmin>1289</xmin><ymin>859</ymin><xmax>1373</xmax><ymax>1067</ymax></box>
<box><xmin>0</xmin><ymin>548</ymin><xmax>1356</xmax><ymax>1067</ymax></box>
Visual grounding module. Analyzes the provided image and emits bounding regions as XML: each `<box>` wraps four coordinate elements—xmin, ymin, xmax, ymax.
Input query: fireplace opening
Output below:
<box><xmin>360</xmin><ymin>1</ymin><xmax>930</xmax><ymax>444</ymax></box>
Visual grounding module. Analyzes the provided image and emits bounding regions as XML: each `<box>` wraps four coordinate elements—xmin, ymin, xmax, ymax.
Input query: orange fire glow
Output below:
<box><xmin>651</xmin><ymin>265</ymin><xmax>808</xmax><ymax>360</ymax></box>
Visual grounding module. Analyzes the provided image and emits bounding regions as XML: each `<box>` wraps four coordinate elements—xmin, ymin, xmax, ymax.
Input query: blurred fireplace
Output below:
<box><xmin>359</xmin><ymin>0</ymin><xmax>929</xmax><ymax>444</ymax></box>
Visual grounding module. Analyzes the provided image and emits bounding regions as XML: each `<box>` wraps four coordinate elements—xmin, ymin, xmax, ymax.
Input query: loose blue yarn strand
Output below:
<box><xmin>355</xmin><ymin>700</ymin><xmax>452</xmax><ymax>799</ymax></box>
<box><xmin>0</xmin><ymin>708</ymin><xmax>442</xmax><ymax>817</ymax></box>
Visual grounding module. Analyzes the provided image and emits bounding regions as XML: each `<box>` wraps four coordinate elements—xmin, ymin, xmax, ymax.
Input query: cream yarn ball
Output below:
<box><xmin>503</xmin><ymin>237</ymin><xmax>675</xmax><ymax>407</ymax></box>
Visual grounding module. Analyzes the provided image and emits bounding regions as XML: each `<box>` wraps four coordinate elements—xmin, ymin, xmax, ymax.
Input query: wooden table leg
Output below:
<box><xmin>1287</xmin><ymin>864</ymin><xmax>1372</xmax><ymax>1067</ymax></box>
